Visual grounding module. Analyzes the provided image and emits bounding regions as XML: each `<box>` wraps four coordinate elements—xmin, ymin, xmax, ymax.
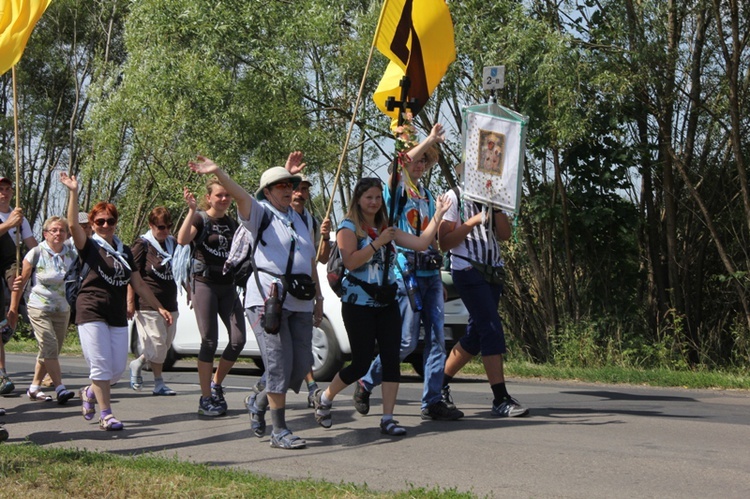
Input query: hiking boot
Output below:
<box><xmin>211</xmin><ymin>382</ymin><xmax>228</xmax><ymax>411</ymax></box>
<box><xmin>56</xmin><ymin>389</ymin><xmax>75</xmax><ymax>405</ymax></box>
<box><xmin>491</xmin><ymin>397</ymin><xmax>529</xmax><ymax>418</ymax></box>
<box><xmin>0</xmin><ymin>423</ymin><xmax>8</xmax><ymax>442</ymax></box>
<box><xmin>0</xmin><ymin>376</ymin><xmax>14</xmax><ymax>395</ymax></box>
<box><xmin>352</xmin><ymin>380</ymin><xmax>371</xmax><ymax>415</ymax></box>
<box><xmin>198</xmin><ymin>396</ymin><xmax>226</xmax><ymax>417</ymax></box>
<box><xmin>441</xmin><ymin>384</ymin><xmax>456</xmax><ymax>410</ymax></box>
<box><xmin>421</xmin><ymin>401</ymin><xmax>464</xmax><ymax>421</ymax></box>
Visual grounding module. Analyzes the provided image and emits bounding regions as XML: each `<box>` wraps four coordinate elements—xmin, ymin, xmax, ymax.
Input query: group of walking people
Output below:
<box><xmin>0</xmin><ymin>120</ymin><xmax>528</xmax><ymax>445</ymax></box>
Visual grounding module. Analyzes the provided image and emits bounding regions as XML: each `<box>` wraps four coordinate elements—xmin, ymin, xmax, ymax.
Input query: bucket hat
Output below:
<box><xmin>255</xmin><ymin>167</ymin><xmax>301</xmax><ymax>201</ymax></box>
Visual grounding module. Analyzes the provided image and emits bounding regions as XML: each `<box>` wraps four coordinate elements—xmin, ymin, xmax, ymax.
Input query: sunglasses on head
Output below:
<box><xmin>93</xmin><ymin>217</ymin><xmax>117</xmax><ymax>227</ymax></box>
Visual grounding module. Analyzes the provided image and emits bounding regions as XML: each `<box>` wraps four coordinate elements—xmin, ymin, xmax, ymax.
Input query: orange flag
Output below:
<box><xmin>372</xmin><ymin>0</ymin><xmax>456</xmax><ymax>125</ymax></box>
<box><xmin>0</xmin><ymin>0</ymin><xmax>53</xmax><ymax>76</ymax></box>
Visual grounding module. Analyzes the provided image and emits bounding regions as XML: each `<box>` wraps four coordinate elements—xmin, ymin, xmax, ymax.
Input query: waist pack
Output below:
<box><xmin>406</xmin><ymin>250</ymin><xmax>443</xmax><ymax>271</ymax></box>
<box><xmin>350</xmin><ymin>277</ymin><xmax>398</xmax><ymax>305</ymax></box>
<box><xmin>452</xmin><ymin>254</ymin><xmax>504</xmax><ymax>285</ymax></box>
<box><xmin>284</xmin><ymin>273</ymin><xmax>316</xmax><ymax>301</ymax></box>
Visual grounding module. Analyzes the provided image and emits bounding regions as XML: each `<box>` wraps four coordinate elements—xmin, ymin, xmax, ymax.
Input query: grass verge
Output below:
<box><xmin>0</xmin><ymin>444</ymin><xmax>474</xmax><ymax>498</ymax></box>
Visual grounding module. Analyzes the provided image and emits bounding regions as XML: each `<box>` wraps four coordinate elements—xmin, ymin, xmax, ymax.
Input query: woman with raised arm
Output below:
<box><xmin>187</xmin><ymin>156</ymin><xmax>322</xmax><ymax>450</ymax></box>
<box><xmin>311</xmin><ymin>177</ymin><xmax>450</xmax><ymax>437</ymax></box>
<box><xmin>176</xmin><ymin>174</ymin><xmax>246</xmax><ymax>417</ymax></box>
<box><xmin>60</xmin><ymin>173</ymin><xmax>173</xmax><ymax>431</ymax></box>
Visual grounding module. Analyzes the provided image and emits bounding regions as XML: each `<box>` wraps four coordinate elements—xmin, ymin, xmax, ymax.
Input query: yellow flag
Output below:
<box><xmin>0</xmin><ymin>0</ymin><xmax>53</xmax><ymax>76</ymax></box>
<box><xmin>372</xmin><ymin>0</ymin><xmax>456</xmax><ymax>125</ymax></box>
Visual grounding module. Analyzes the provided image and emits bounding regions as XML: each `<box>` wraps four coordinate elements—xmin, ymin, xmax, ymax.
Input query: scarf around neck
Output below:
<box><xmin>140</xmin><ymin>230</ymin><xmax>175</xmax><ymax>266</ymax></box>
<box><xmin>91</xmin><ymin>233</ymin><xmax>131</xmax><ymax>271</ymax></box>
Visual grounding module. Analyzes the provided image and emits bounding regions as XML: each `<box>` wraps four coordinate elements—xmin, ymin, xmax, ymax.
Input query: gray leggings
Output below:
<box><xmin>192</xmin><ymin>280</ymin><xmax>246</xmax><ymax>363</ymax></box>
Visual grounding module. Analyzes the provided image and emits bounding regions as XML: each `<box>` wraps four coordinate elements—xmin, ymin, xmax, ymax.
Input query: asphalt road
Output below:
<box><xmin>2</xmin><ymin>353</ymin><xmax>750</xmax><ymax>498</ymax></box>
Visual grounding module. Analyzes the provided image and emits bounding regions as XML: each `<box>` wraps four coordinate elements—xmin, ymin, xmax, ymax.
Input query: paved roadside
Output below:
<box><xmin>2</xmin><ymin>353</ymin><xmax>750</xmax><ymax>498</ymax></box>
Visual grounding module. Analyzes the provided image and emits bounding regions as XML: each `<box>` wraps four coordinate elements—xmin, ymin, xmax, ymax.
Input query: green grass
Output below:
<box><xmin>0</xmin><ymin>444</ymin><xmax>474</xmax><ymax>498</ymax></box>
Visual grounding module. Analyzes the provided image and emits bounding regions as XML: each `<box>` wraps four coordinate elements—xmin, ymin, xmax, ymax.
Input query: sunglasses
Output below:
<box><xmin>93</xmin><ymin>217</ymin><xmax>117</xmax><ymax>227</ymax></box>
<box><xmin>271</xmin><ymin>181</ymin><xmax>294</xmax><ymax>190</ymax></box>
<box><xmin>154</xmin><ymin>224</ymin><xmax>172</xmax><ymax>231</ymax></box>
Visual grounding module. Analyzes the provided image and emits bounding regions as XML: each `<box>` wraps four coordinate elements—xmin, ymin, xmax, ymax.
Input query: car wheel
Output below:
<box><xmin>311</xmin><ymin>317</ymin><xmax>343</xmax><ymax>382</ymax></box>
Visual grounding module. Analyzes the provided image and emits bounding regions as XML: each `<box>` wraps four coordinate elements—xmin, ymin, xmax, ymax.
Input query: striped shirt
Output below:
<box><xmin>443</xmin><ymin>188</ymin><xmax>504</xmax><ymax>271</ymax></box>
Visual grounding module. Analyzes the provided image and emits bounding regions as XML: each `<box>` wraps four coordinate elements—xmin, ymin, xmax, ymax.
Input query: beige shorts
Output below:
<box><xmin>134</xmin><ymin>310</ymin><xmax>179</xmax><ymax>364</ymax></box>
<box><xmin>28</xmin><ymin>307</ymin><xmax>70</xmax><ymax>360</ymax></box>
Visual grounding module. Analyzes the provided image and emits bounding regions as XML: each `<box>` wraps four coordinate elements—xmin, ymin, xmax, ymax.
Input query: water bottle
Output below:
<box><xmin>263</xmin><ymin>281</ymin><xmax>282</xmax><ymax>334</ymax></box>
<box><xmin>402</xmin><ymin>261</ymin><xmax>423</xmax><ymax>312</ymax></box>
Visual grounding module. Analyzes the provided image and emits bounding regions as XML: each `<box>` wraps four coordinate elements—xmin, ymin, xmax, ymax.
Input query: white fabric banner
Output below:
<box><xmin>462</xmin><ymin>104</ymin><xmax>527</xmax><ymax>213</ymax></box>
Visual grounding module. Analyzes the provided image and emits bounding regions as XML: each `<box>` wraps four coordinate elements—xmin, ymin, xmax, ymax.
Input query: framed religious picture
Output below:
<box><xmin>461</xmin><ymin>102</ymin><xmax>528</xmax><ymax>213</ymax></box>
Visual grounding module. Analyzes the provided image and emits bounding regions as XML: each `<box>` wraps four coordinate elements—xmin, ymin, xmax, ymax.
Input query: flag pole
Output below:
<box><xmin>316</xmin><ymin>40</ymin><xmax>378</xmax><ymax>263</ymax></box>
<box><xmin>11</xmin><ymin>66</ymin><xmax>21</xmax><ymax>276</ymax></box>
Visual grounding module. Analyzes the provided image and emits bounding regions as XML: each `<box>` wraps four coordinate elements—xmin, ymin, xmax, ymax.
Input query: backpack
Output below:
<box><xmin>231</xmin><ymin>210</ymin><xmax>272</xmax><ymax>291</ymax></box>
<box><xmin>326</xmin><ymin>240</ymin><xmax>345</xmax><ymax>296</ymax></box>
<box><xmin>64</xmin><ymin>256</ymin><xmax>90</xmax><ymax>324</ymax></box>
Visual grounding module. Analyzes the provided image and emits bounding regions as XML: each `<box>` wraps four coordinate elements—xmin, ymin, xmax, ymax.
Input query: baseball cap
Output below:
<box><xmin>0</xmin><ymin>177</ymin><xmax>12</xmax><ymax>186</ymax></box>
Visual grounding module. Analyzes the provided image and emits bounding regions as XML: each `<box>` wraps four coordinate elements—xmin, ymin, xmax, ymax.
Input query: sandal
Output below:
<box><xmin>380</xmin><ymin>419</ymin><xmax>407</xmax><ymax>436</ymax></box>
<box><xmin>270</xmin><ymin>430</ymin><xmax>306</xmax><ymax>449</ymax></box>
<box><xmin>152</xmin><ymin>385</ymin><xmax>176</xmax><ymax>396</ymax></box>
<box><xmin>245</xmin><ymin>394</ymin><xmax>266</xmax><ymax>438</ymax></box>
<box><xmin>80</xmin><ymin>385</ymin><xmax>96</xmax><ymax>420</ymax></box>
<box><xmin>27</xmin><ymin>389</ymin><xmax>53</xmax><ymax>402</ymax></box>
<box><xmin>99</xmin><ymin>414</ymin><xmax>124</xmax><ymax>431</ymax></box>
<box><xmin>312</xmin><ymin>388</ymin><xmax>332</xmax><ymax>428</ymax></box>
<box><xmin>129</xmin><ymin>359</ymin><xmax>143</xmax><ymax>391</ymax></box>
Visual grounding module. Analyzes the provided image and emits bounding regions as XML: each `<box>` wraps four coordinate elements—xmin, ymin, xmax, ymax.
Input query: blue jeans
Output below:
<box><xmin>361</xmin><ymin>273</ymin><xmax>446</xmax><ymax>409</ymax></box>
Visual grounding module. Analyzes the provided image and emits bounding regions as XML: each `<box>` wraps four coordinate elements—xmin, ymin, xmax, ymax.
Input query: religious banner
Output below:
<box><xmin>461</xmin><ymin>102</ymin><xmax>527</xmax><ymax>213</ymax></box>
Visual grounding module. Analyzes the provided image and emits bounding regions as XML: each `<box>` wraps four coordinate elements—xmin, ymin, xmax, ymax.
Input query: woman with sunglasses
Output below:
<box><xmin>127</xmin><ymin>207</ymin><xmax>180</xmax><ymax>396</ymax></box>
<box><xmin>7</xmin><ymin>216</ymin><xmax>77</xmax><ymax>405</ymax></box>
<box><xmin>176</xmin><ymin>174</ymin><xmax>246</xmax><ymax>417</ymax></box>
<box><xmin>60</xmin><ymin>173</ymin><xmax>173</xmax><ymax>431</ymax></box>
<box><xmin>187</xmin><ymin>156</ymin><xmax>322</xmax><ymax>450</ymax></box>
<box><xmin>311</xmin><ymin>177</ymin><xmax>450</xmax><ymax>436</ymax></box>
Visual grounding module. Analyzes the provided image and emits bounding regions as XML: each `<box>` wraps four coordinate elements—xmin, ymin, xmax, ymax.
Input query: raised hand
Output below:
<box><xmin>434</xmin><ymin>193</ymin><xmax>452</xmax><ymax>221</ymax></box>
<box><xmin>428</xmin><ymin>123</ymin><xmax>446</xmax><ymax>145</ymax></box>
<box><xmin>183</xmin><ymin>186</ymin><xmax>197</xmax><ymax>211</ymax></box>
<box><xmin>188</xmin><ymin>155</ymin><xmax>219</xmax><ymax>176</ymax></box>
<box><xmin>285</xmin><ymin>151</ymin><xmax>306</xmax><ymax>175</ymax></box>
<box><xmin>59</xmin><ymin>172</ymin><xmax>78</xmax><ymax>192</ymax></box>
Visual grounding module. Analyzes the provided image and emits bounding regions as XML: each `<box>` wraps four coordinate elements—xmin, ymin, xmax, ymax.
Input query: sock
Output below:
<box><xmin>255</xmin><ymin>389</ymin><xmax>269</xmax><ymax>411</ymax></box>
<box><xmin>443</xmin><ymin>374</ymin><xmax>454</xmax><ymax>387</ymax></box>
<box><xmin>211</xmin><ymin>380</ymin><xmax>221</xmax><ymax>389</ymax></box>
<box><xmin>29</xmin><ymin>384</ymin><xmax>40</xmax><ymax>393</ymax></box>
<box><xmin>0</xmin><ymin>368</ymin><xmax>6</xmax><ymax>376</ymax></box>
<box><xmin>154</xmin><ymin>377</ymin><xmax>165</xmax><ymax>390</ymax></box>
<box><xmin>55</xmin><ymin>385</ymin><xmax>67</xmax><ymax>394</ymax></box>
<box><xmin>100</xmin><ymin>408</ymin><xmax>112</xmax><ymax>419</ymax></box>
<box><xmin>130</xmin><ymin>357</ymin><xmax>143</xmax><ymax>371</ymax></box>
<box><xmin>307</xmin><ymin>380</ymin><xmax>318</xmax><ymax>393</ymax></box>
<box><xmin>270</xmin><ymin>407</ymin><xmax>287</xmax><ymax>434</ymax></box>
<box><xmin>320</xmin><ymin>390</ymin><xmax>332</xmax><ymax>407</ymax></box>
<box><xmin>491</xmin><ymin>382</ymin><xmax>510</xmax><ymax>403</ymax></box>
<box><xmin>381</xmin><ymin>414</ymin><xmax>393</xmax><ymax>423</ymax></box>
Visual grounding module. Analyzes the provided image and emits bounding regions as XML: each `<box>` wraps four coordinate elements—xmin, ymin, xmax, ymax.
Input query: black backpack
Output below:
<box><xmin>326</xmin><ymin>240</ymin><xmax>345</xmax><ymax>296</ymax></box>
<box><xmin>64</xmin><ymin>256</ymin><xmax>90</xmax><ymax>324</ymax></box>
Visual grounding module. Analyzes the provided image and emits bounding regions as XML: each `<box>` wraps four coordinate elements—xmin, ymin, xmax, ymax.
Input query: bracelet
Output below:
<box><xmin>323</xmin><ymin>237</ymin><xmax>330</xmax><ymax>242</ymax></box>
<box><xmin>370</xmin><ymin>242</ymin><xmax>378</xmax><ymax>252</ymax></box>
